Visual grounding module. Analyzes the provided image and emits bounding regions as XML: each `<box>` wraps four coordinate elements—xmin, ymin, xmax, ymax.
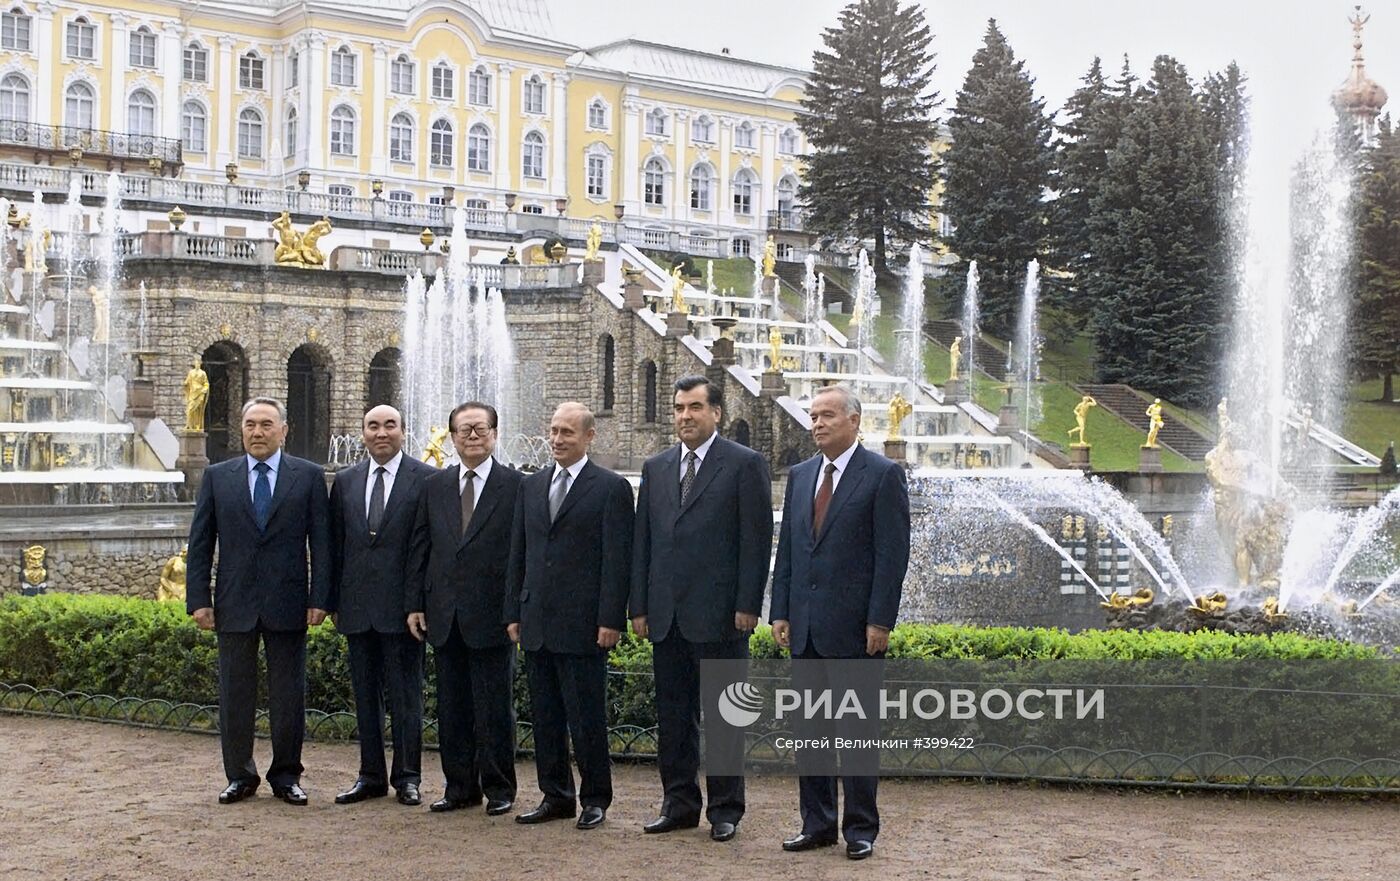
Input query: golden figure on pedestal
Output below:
<box><xmin>670</xmin><ymin>264</ymin><xmax>687</xmax><ymax>313</ymax></box>
<box><xmin>158</xmin><ymin>545</ymin><xmax>188</xmax><ymax>602</ymax></box>
<box><xmin>948</xmin><ymin>336</ymin><xmax>962</xmax><ymax>382</ymax></box>
<box><xmin>1068</xmin><ymin>395</ymin><xmax>1098</xmax><ymax>447</ymax></box>
<box><xmin>423</xmin><ymin>425</ymin><xmax>450</xmax><ymax>468</ymax></box>
<box><xmin>272</xmin><ymin>211</ymin><xmax>332</xmax><ymax>267</ymax></box>
<box><xmin>767</xmin><ymin>325</ymin><xmax>783</xmax><ymax>372</ymax></box>
<box><xmin>584</xmin><ymin>223</ymin><xmax>603</xmax><ymax>262</ymax></box>
<box><xmin>887</xmin><ymin>392</ymin><xmax>913</xmax><ymax>442</ymax></box>
<box><xmin>762</xmin><ymin>235</ymin><xmax>777</xmax><ymax>278</ymax></box>
<box><xmin>22</xmin><ymin>544</ymin><xmax>47</xmax><ymax>589</ymax></box>
<box><xmin>1144</xmin><ymin>398</ymin><xmax>1165</xmax><ymax>448</ymax></box>
<box><xmin>182</xmin><ymin>357</ymin><xmax>210</xmax><ymax>433</ymax></box>
<box><xmin>88</xmin><ymin>285</ymin><xmax>111</xmax><ymax>344</ymax></box>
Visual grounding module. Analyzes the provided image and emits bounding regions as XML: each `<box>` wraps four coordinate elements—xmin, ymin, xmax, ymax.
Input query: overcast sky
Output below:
<box><xmin>551</xmin><ymin>0</ymin><xmax>1395</xmax><ymax>128</ymax></box>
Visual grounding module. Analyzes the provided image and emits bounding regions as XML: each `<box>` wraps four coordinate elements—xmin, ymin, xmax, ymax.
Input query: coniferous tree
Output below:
<box><xmin>1354</xmin><ymin>117</ymin><xmax>1400</xmax><ymax>402</ymax></box>
<box><xmin>1089</xmin><ymin>55</ymin><xmax>1223</xmax><ymax>406</ymax></box>
<box><xmin>797</xmin><ymin>0</ymin><xmax>939</xmax><ymax>278</ymax></box>
<box><xmin>941</xmin><ymin>19</ymin><xmax>1054</xmax><ymax>337</ymax></box>
<box><xmin>1199</xmin><ymin>62</ymin><xmax>1249</xmax><ymax>315</ymax></box>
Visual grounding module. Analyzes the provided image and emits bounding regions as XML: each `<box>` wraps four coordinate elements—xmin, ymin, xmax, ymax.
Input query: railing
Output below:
<box><xmin>767</xmin><ymin>209</ymin><xmax>804</xmax><ymax>231</ymax></box>
<box><xmin>181</xmin><ymin>233</ymin><xmax>267</xmax><ymax>262</ymax></box>
<box><xmin>0</xmin><ymin>121</ymin><xmax>182</xmax><ymax>164</ymax></box>
<box><xmin>328</xmin><ymin>245</ymin><xmax>444</xmax><ymax>275</ymax></box>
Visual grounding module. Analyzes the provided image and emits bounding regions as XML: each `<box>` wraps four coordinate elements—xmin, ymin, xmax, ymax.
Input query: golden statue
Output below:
<box><xmin>88</xmin><ymin>285</ymin><xmax>111</xmax><ymax>344</ymax></box>
<box><xmin>1068</xmin><ymin>395</ymin><xmax>1098</xmax><ymax>447</ymax></box>
<box><xmin>670</xmin><ymin>264</ymin><xmax>687</xmax><ymax>313</ymax></box>
<box><xmin>1144</xmin><ymin>398</ymin><xmax>1165</xmax><ymax>448</ymax></box>
<box><xmin>849</xmin><ymin>290</ymin><xmax>865</xmax><ymax>327</ymax></box>
<box><xmin>887</xmin><ymin>392</ymin><xmax>913</xmax><ymax>441</ymax></box>
<box><xmin>182</xmin><ymin>357</ymin><xmax>210</xmax><ymax>433</ymax></box>
<box><xmin>948</xmin><ymin>336</ymin><xmax>963</xmax><ymax>382</ymax></box>
<box><xmin>1187</xmin><ymin>591</ymin><xmax>1229</xmax><ymax>616</ymax></box>
<box><xmin>1098</xmin><ymin>587</ymin><xmax>1155</xmax><ymax>611</ymax></box>
<box><xmin>299</xmin><ymin>216</ymin><xmax>332</xmax><ymax>266</ymax></box>
<box><xmin>422</xmin><ymin>425</ymin><xmax>450</xmax><ymax>468</ymax></box>
<box><xmin>762</xmin><ymin>235</ymin><xmax>777</xmax><ymax>278</ymax></box>
<box><xmin>767</xmin><ymin>324</ymin><xmax>783</xmax><ymax>372</ymax></box>
<box><xmin>24</xmin><ymin>229</ymin><xmax>50</xmax><ymax>274</ymax></box>
<box><xmin>1205</xmin><ymin>428</ymin><xmax>1293</xmax><ymax>590</ymax></box>
<box><xmin>272</xmin><ymin>212</ymin><xmax>332</xmax><ymax>267</ymax></box>
<box><xmin>1261</xmin><ymin>595</ymin><xmax>1288</xmax><ymax>623</ymax></box>
<box><xmin>584</xmin><ymin>222</ymin><xmax>603</xmax><ymax>261</ymax></box>
<box><xmin>22</xmin><ymin>544</ymin><xmax>46</xmax><ymax>588</ymax></box>
<box><xmin>158</xmin><ymin>545</ymin><xmax>188</xmax><ymax>602</ymax></box>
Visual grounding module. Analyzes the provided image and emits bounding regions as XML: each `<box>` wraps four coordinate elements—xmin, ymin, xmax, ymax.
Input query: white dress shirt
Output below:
<box><xmin>678</xmin><ymin>431</ymin><xmax>718</xmax><ymax>482</ymax></box>
<box><xmin>364</xmin><ymin>449</ymin><xmax>404</xmax><ymax>518</ymax></box>
<box><xmin>245</xmin><ymin>449</ymin><xmax>282</xmax><ymax>500</ymax></box>
<box><xmin>814</xmin><ymin>441</ymin><xmax>859</xmax><ymax>498</ymax></box>
<box><xmin>553</xmin><ymin>454</ymin><xmax>588</xmax><ymax>498</ymax></box>
<box><xmin>458</xmin><ymin>455</ymin><xmax>495</xmax><ymax>499</ymax></box>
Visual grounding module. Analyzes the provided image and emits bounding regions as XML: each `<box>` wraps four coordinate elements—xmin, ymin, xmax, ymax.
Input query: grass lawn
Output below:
<box><xmin>1344</xmin><ymin>377</ymin><xmax>1400</xmax><ymax>459</ymax></box>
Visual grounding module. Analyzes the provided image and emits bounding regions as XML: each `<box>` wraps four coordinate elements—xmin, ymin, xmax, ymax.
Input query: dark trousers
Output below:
<box><xmin>217</xmin><ymin>627</ymin><xmax>306</xmax><ymax>788</ymax></box>
<box><xmin>524</xmin><ymin>649</ymin><xmax>611</xmax><ymax>809</ymax></box>
<box><xmin>435</xmin><ymin>622</ymin><xmax>517</xmax><ymax>802</ymax></box>
<box><xmin>346</xmin><ymin>630</ymin><xmax>425</xmax><ymax>790</ymax></box>
<box><xmin>653</xmin><ymin>630</ymin><xmax>748</xmax><ymax>824</ymax></box>
<box><xmin>793</xmin><ymin>642</ymin><xmax>882</xmax><ymax>844</ymax></box>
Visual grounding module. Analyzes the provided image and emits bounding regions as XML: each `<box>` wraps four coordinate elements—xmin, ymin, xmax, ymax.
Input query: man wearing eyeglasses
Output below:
<box><xmin>406</xmin><ymin>401</ymin><xmax>523</xmax><ymax>816</ymax></box>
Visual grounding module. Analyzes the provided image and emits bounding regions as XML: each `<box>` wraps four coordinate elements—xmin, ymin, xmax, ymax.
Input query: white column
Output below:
<box><xmin>672</xmin><ymin>109</ymin><xmax>688</xmax><ymax>222</ymax></box>
<box><xmin>304</xmin><ymin>33</ymin><xmax>326</xmax><ymax>172</ymax></box>
<box><xmin>621</xmin><ymin>98</ymin><xmax>640</xmax><ymax>211</ymax></box>
<box><xmin>34</xmin><ymin>3</ymin><xmax>54</xmax><ymax>126</ymax></box>
<box><xmin>215</xmin><ymin>35</ymin><xmax>235</xmax><ymax>165</ymax></box>
<box><xmin>107</xmin><ymin>13</ymin><xmax>129</xmax><ymax>131</ymax></box>
<box><xmin>549</xmin><ymin>71</ymin><xmax>568</xmax><ymax>196</ymax></box>
<box><xmin>268</xmin><ymin>45</ymin><xmax>283</xmax><ymax>171</ymax></box>
<box><xmin>369</xmin><ymin>42</ymin><xmax>388</xmax><ymax>176</ymax></box>
<box><xmin>717</xmin><ymin>117</ymin><xmax>733</xmax><ymax>228</ymax></box>
<box><xmin>160</xmin><ymin>24</ymin><xmax>182</xmax><ymax>139</ymax></box>
<box><xmin>494</xmin><ymin>63</ymin><xmax>513</xmax><ymax>192</ymax></box>
<box><xmin>759</xmin><ymin>122</ymin><xmax>777</xmax><ymax>221</ymax></box>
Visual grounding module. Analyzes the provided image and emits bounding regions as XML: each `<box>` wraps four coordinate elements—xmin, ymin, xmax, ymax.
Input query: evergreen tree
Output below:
<box><xmin>1354</xmin><ymin>117</ymin><xmax>1400</xmax><ymax>402</ymax></box>
<box><xmin>1199</xmin><ymin>63</ymin><xmax>1249</xmax><ymax>314</ymax></box>
<box><xmin>941</xmin><ymin>19</ymin><xmax>1054</xmax><ymax>337</ymax></box>
<box><xmin>797</xmin><ymin>0</ymin><xmax>939</xmax><ymax>278</ymax></box>
<box><xmin>1088</xmin><ymin>55</ymin><xmax>1224</xmax><ymax>406</ymax></box>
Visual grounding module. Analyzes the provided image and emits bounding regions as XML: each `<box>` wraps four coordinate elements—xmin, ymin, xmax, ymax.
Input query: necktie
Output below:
<box><xmin>679</xmin><ymin>450</ymin><xmax>698</xmax><ymax>505</ymax></box>
<box><xmin>812</xmin><ymin>462</ymin><xmax>836</xmax><ymax>537</ymax></box>
<box><xmin>459</xmin><ymin>469</ymin><xmax>476</xmax><ymax>537</ymax></box>
<box><xmin>253</xmin><ymin>461</ymin><xmax>272</xmax><ymax>532</ymax></box>
<box><xmin>367</xmin><ymin>466</ymin><xmax>386</xmax><ymax>535</ymax></box>
<box><xmin>549</xmin><ymin>467</ymin><xmax>570</xmax><ymax>522</ymax></box>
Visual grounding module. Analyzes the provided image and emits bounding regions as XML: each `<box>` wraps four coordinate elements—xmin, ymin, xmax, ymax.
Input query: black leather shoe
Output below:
<box><xmin>644</xmin><ymin>815</ymin><xmax>700</xmax><ymax>834</ymax></box>
<box><xmin>335</xmin><ymin>781</ymin><xmax>388</xmax><ymax>804</ymax></box>
<box><xmin>486</xmin><ymin>798</ymin><xmax>514</xmax><ymax>816</ymax></box>
<box><xmin>429</xmin><ymin>795</ymin><xmax>478</xmax><ymax>813</ymax></box>
<box><xmin>515</xmin><ymin>801</ymin><xmax>576</xmax><ymax>824</ymax></box>
<box><xmin>711</xmin><ymin>822</ymin><xmax>738</xmax><ymax>842</ymax></box>
<box><xmin>396</xmin><ymin>783</ymin><xmax>421</xmax><ymax>806</ymax></box>
<box><xmin>782</xmin><ymin>832</ymin><xmax>838</xmax><ymax>852</ymax></box>
<box><xmin>576</xmin><ymin>806</ymin><xmax>606</xmax><ymax>830</ymax></box>
<box><xmin>847</xmin><ymin>840</ymin><xmax>875</xmax><ymax>860</ymax></box>
<box><xmin>218</xmin><ymin>781</ymin><xmax>258</xmax><ymax>805</ymax></box>
<box><xmin>272</xmin><ymin>783</ymin><xmax>308</xmax><ymax>806</ymax></box>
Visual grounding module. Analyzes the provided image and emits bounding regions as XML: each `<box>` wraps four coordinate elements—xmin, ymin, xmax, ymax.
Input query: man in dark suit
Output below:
<box><xmin>505</xmin><ymin>402</ymin><xmax>633</xmax><ymax>831</ymax></box>
<box><xmin>406</xmin><ymin>401</ymin><xmax>522</xmax><ymax>816</ymax></box>
<box><xmin>631</xmin><ymin>375</ymin><xmax>771</xmax><ymax>843</ymax></box>
<box><xmin>186</xmin><ymin>396</ymin><xmax>332</xmax><ymax>806</ymax></box>
<box><xmin>328</xmin><ymin>404</ymin><xmax>434</xmax><ymax>807</ymax></box>
<box><xmin>770</xmin><ymin>384</ymin><xmax>910</xmax><ymax>861</ymax></box>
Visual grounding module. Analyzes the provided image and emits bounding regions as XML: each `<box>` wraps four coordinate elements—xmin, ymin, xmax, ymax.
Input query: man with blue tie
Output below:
<box><xmin>770</xmin><ymin>385</ymin><xmax>910</xmax><ymax>861</ymax></box>
<box><xmin>186</xmin><ymin>396</ymin><xmax>332</xmax><ymax>806</ymax></box>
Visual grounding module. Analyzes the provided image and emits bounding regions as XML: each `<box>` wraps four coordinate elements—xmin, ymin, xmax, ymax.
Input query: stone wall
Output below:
<box><xmin>1</xmin><ymin>534</ymin><xmax>184</xmax><ymax>598</ymax></box>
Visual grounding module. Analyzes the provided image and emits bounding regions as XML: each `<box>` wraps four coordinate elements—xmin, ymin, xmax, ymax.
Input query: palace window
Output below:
<box><xmin>732</xmin><ymin>237</ymin><xmax>751</xmax><ymax>257</ymax></box>
<box><xmin>283</xmin><ymin>106</ymin><xmax>297</xmax><ymax>157</ymax></box>
<box><xmin>389</xmin><ymin>112</ymin><xmax>413</xmax><ymax>162</ymax></box>
<box><xmin>466</xmin><ymin>123</ymin><xmax>490</xmax><ymax>172</ymax></box>
<box><xmin>329</xmin><ymin>105</ymin><xmax>356</xmax><ymax>155</ymax></box>
<box><xmin>390</xmin><ymin>55</ymin><xmax>414</xmax><ymax>95</ymax></box>
<box><xmin>777</xmin><ymin>176</ymin><xmax>797</xmax><ymax>213</ymax></box>
<box><xmin>735</xmin><ymin>121</ymin><xmax>755</xmax><ymax>149</ymax></box>
<box><xmin>183</xmin><ymin>42</ymin><xmax>208</xmax><ymax>83</ymax></box>
<box><xmin>327</xmin><ymin>184</ymin><xmax>353</xmax><ymax>211</ymax></box>
<box><xmin>0</xmin><ymin>73</ymin><xmax>29</xmax><ymax>123</ymax></box>
<box><xmin>643</xmin><ymin>158</ymin><xmax>665</xmax><ymax>206</ymax></box>
<box><xmin>431</xmin><ymin>63</ymin><xmax>454</xmax><ymax>100</ymax></box>
<box><xmin>587</xmin><ymin>99</ymin><xmax>607</xmax><ymax>130</ymax></box>
<box><xmin>330</xmin><ymin>45</ymin><xmax>356</xmax><ymax>87</ymax></box>
<box><xmin>732</xmin><ymin>168</ymin><xmax>756</xmax><ymax>215</ymax></box>
<box><xmin>387</xmin><ymin>190</ymin><xmax>412</xmax><ymax>217</ymax></box>
<box><xmin>690</xmin><ymin>163</ymin><xmax>713</xmax><ymax>211</ymax></box>
<box><xmin>65</xmin><ymin>16</ymin><xmax>95</xmax><ymax>60</ymax></box>
<box><xmin>129</xmin><ymin>26</ymin><xmax>157</xmax><ymax>68</ymax></box>
<box><xmin>127</xmin><ymin>89</ymin><xmax>156</xmax><ymax>137</ymax></box>
<box><xmin>691</xmin><ymin>115</ymin><xmax>714</xmax><ymax>143</ymax></box>
<box><xmin>464</xmin><ymin>198</ymin><xmax>489</xmax><ymax>210</ymax></box>
<box><xmin>645</xmin><ymin>107</ymin><xmax>668</xmax><ymax>137</ymax></box>
<box><xmin>779</xmin><ymin>127</ymin><xmax>799</xmax><ymax>154</ymax></box>
<box><xmin>2</xmin><ymin>8</ymin><xmax>31</xmax><ymax>52</ymax></box>
<box><xmin>430</xmin><ymin>118</ymin><xmax>454</xmax><ymax>167</ymax></box>
<box><xmin>64</xmin><ymin>82</ymin><xmax>95</xmax><ymax>129</ymax></box>
<box><xmin>181</xmin><ymin>101</ymin><xmax>206</xmax><ymax>152</ymax></box>
<box><xmin>522</xmin><ymin>75</ymin><xmax>545</xmax><ymax>114</ymax></box>
<box><xmin>521</xmin><ymin>204</ymin><xmax>544</xmax><ymax>215</ymax></box>
<box><xmin>522</xmin><ymin>130</ymin><xmax>544</xmax><ymax>179</ymax></box>
<box><xmin>237</xmin><ymin>107</ymin><xmax>264</xmax><ymax>159</ymax></box>
<box><xmin>468</xmin><ymin>66</ymin><xmax>491</xmax><ymax>105</ymax></box>
<box><xmin>239</xmin><ymin>52</ymin><xmax>265</xmax><ymax>90</ymax></box>
<box><xmin>586</xmin><ymin>153</ymin><xmax>606</xmax><ymax>198</ymax></box>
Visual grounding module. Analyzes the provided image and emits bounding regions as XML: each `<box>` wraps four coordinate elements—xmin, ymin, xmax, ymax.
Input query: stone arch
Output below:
<box><xmin>200</xmin><ymin>339</ymin><xmax>248</xmax><ymax>464</ymax></box>
<box><xmin>599</xmin><ymin>332</ymin><xmax>615</xmax><ymax>413</ymax></box>
<box><xmin>286</xmin><ymin>342</ymin><xmax>333</xmax><ymax>463</ymax></box>
<box><xmin>367</xmin><ymin>347</ymin><xmax>401</xmax><ymax>411</ymax></box>
<box><xmin>731</xmin><ymin>418</ymin><xmax>752</xmax><ymax>449</ymax></box>
<box><xmin>641</xmin><ymin>359</ymin><xmax>658</xmax><ymax>423</ymax></box>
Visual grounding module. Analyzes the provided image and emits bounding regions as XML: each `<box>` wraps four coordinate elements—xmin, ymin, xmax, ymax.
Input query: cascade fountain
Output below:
<box><xmin>896</xmin><ymin>242</ymin><xmax>925</xmax><ymax>397</ymax></box>
<box><xmin>961</xmin><ymin>260</ymin><xmax>980</xmax><ymax>387</ymax></box>
<box><xmin>1009</xmin><ymin>259</ymin><xmax>1041</xmax><ymax>431</ymax></box>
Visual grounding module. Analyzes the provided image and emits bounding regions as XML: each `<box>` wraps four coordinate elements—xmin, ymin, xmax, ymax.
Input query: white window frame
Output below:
<box><xmin>64</xmin><ymin>81</ymin><xmax>95</xmax><ymax>129</ymax></box>
<box><xmin>522</xmin><ymin>74</ymin><xmax>545</xmax><ymax>115</ymax></box>
<box><xmin>430</xmin><ymin>63</ymin><xmax>454</xmax><ymax>101</ymax></box>
<box><xmin>387</xmin><ymin>190</ymin><xmax>413</xmax><ymax>217</ymax></box>
<box><xmin>65</xmin><ymin>16</ymin><xmax>95</xmax><ymax>61</ymax></box>
<box><xmin>286</xmin><ymin>51</ymin><xmax>300</xmax><ymax>88</ymax></box>
<box><xmin>735</xmin><ymin>121</ymin><xmax>755</xmax><ymax>150</ymax></box>
<box><xmin>521</xmin><ymin>130</ymin><xmax>544</xmax><ymax>180</ymax></box>
<box><xmin>691</xmin><ymin>115</ymin><xmax>714</xmax><ymax>143</ymax></box>
<box><xmin>283</xmin><ymin>106</ymin><xmax>297</xmax><ymax>158</ymax></box>
<box><xmin>389</xmin><ymin>112</ymin><xmax>413</xmax><ymax>163</ymax></box>
<box><xmin>467</xmin><ymin>124</ymin><xmax>490</xmax><ymax>173</ymax></box>
<box><xmin>330</xmin><ymin>45</ymin><xmax>357</xmax><ymax>88</ymax></box>
<box><xmin>180</xmin><ymin>100</ymin><xmax>206</xmax><ymax>153</ymax></box>
<box><xmin>733</xmin><ymin>169</ymin><xmax>756</xmax><ymax>215</ymax></box>
<box><xmin>779</xmin><ymin>128</ymin><xmax>799</xmax><ymax>154</ymax></box>
<box><xmin>0</xmin><ymin>72</ymin><xmax>29</xmax><ymax>123</ymax></box>
<box><xmin>183</xmin><ymin>42</ymin><xmax>208</xmax><ymax>83</ymax></box>
<box><xmin>239</xmin><ymin>52</ymin><xmax>265</xmax><ymax>90</ymax></box>
<box><xmin>390</xmin><ymin>55</ymin><xmax>415</xmax><ymax>96</ymax></box>
<box><xmin>129</xmin><ymin>26</ymin><xmax>157</xmax><ymax>69</ymax></box>
<box><xmin>645</xmin><ymin>107</ymin><xmax>668</xmax><ymax>137</ymax></box>
<box><xmin>643</xmin><ymin>158</ymin><xmax>665</xmax><ymax>206</ymax></box>
<box><xmin>467</xmin><ymin>66</ymin><xmax>491</xmax><ymax>106</ymax></box>
<box><xmin>587</xmin><ymin>99</ymin><xmax>607</xmax><ymax>131</ymax></box>
<box><xmin>1</xmin><ymin>7</ymin><xmax>32</xmax><ymax>52</ymax></box>
<box><xmin>585</xmin><ymin>152</ymin><xmax>607</xmax><ymax>199</ymax></box>
<box><xmin>429</xmin><ymin>118</ymin><xmax>454</xmax><ymax>167</ymax></box>
<box><xmin>329</xmin><ymin>105</ymin><xmax>356</xmax><ymax>156</ymax></box>
<box><xmin>237</xmin><ymin>107</ymin><xmax>264</xmax><ymax>159</ymax></box>
<box><xmin>126</xmin><ymin>89</ymin><xmax>156</xmax><ymax>136</ymax></box>
<box><xmin>690</xmin><ymin>164</ymin><xmax>713</xmax><ymax>211</ymax></box>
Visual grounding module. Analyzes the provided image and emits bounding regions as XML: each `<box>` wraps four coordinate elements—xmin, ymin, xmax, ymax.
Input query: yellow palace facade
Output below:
<box><xmin>0</xmin><ymin>0</ymin><xmax>813</xmax><ymax>255</ymax></box>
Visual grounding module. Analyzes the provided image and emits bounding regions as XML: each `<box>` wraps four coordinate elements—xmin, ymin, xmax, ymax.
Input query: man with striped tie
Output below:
<box><xmin>186</xmin><ymin>396</ymin><xmax>332</xmax><ymax>806</ymax></box>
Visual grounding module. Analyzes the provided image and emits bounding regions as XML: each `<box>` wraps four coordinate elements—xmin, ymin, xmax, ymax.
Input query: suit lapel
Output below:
<box><xmin>792</xmin><ymin>456</ymin><xmax>817</xmax><ymax>540</ymax></box>
<box><xmin>459</xmin><ymin>460</ymin><xmax>504</xmax><ymax>549</ymax></box>
<box><xmin>661</xmin><ymin>445</ymin><xmax>682</xmax><ymax>515</ymax></box>
<box><xmin>374</xmin><ymin>457</ymin><xmax>417</xmax><ymax>540</ymax></box>
<box><xmin>349</xmin><ymin>459</ymin><xmax>371</xmax><ymax>540</ymax></box>
<box><xmin>677</xmin><ymin>439</ymin><xmax>724</xmax><ymax>519</ymax></box>
<box><xmin>263</xmin><ymin>455</ymin><xmax>299</xmax><ymax>529</ymax></box>
<box><xmin>444</xmin><ymin>464</ymin><xmax>463</xmax><ymax>538</ymax></box>
<box><xmin>551</xmin><ymin>460</ymin><xmax>596</xmax><ymax>528</ymax></box>
<box><xmin>814</xmin><ymin>446</ymin><xmax>868</xmax><ymax>549</ymax></box>
<box><xmin>233</xmin><ymin>456</ymin><xmax>257</xmax><ymax>528</ymax></box>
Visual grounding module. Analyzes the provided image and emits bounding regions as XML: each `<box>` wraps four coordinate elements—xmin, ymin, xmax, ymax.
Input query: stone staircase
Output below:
<box><xmin>774</xmin><ymin>261</ymin><xmax>853</xmax><ymax>312</ymax></box>
<box><xmin>924</xmin><ymin>319</ymin><xmax>1008</xmax><ymax>381</ymax></box>
<box><xmin>1074</xmin><ymin>383</ymin><xmax>1216</xmax><ymax>460</ymax></box>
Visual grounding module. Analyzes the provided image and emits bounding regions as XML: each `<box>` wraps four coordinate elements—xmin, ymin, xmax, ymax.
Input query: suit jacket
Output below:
<box><xmin>504</xmin><ymin>459</ymin><xmax>633</xmax><ymax>655</ymax></box>
<box><xmin>405</xmin><ymin>460</ymin><xmax>522</xmax><ymax>649</ymax></box>
<box><xmin>629</xmin><ymin>435</ymin><xmax>772</xmax><ymax>644</ymax></box>
<box><xmin>186</xmin><ymin>452</ymin><xmax>333</xmax><ymax>633</ymax></box>
<box><xmin>328</xmin><ymin>453</ymin><xmax>434</xmax><ymax>634</ymax></box>
<box><xmin>770</xmin><ymin>444</ymin><xmax>910</xmax><ymax>658</ymax></box>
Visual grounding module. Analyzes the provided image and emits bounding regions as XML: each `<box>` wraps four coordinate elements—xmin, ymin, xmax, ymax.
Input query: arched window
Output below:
<box><xmin>468</xmin><ymin>65</ymin><xmax>491</xmax><ymax>105</ymax></box>
<box><xmin>777</xmin><ymin>175</ymin><xmax>798</xmax><ymax>213</ymax></box>
<box><xmin>389</xmin><ymin>112</ymin><xmax>413</xmax><ymax>162</ymax></box>
<box><xmin>430</xmin><ymin>118</ymin><xmax>454</xmax><ymax>167</ymax></box>
<box><xmin>735</xmin><ymin>120</ymin><xmax>755</xmax><ymax>149</ymax></box>
<box><xmin>522</xmin><ymin>130</ymin><xmax>544</xmax><ymax>179</ymax></box>
<box><xmin>645</xmin><ymin>107</ymin><xmax>668</xmax><ymax>136</ymax></box>
<box><xmin>64</xmin><ymin>81</ymin><xmax>94</xmax><ymax>129</ymax></box>
<box><xmin>283</xmin><ymin>106</ymin><xmax>297</xmax><ymax>157</ymax></box>
<box><xmin>236</xmin><ymin>107</ymin><xmax>263</xmax><ymax>159</ymax></box>
<box><xmin>587</xmin><ymin>99</ymin><xmax>607</xmax><ymax>129</ymax></box>
<box><xmin>467</xmin><ymin>123</ymin><xmax>490</xmax><ymax>172</ymax></box>
<box><xmin>431</xmin><ymin>62</ymin><xmax>454</xmax><ymax>100</ymax></box>
<box><xmin>779</xmin><ymin>127</ymin><xmax>799</xmax><ymax>154</ymax></box>
<box><xmin>522</xmin><ymin>74</ymin><xmax>545</xmax><ymax>114</ymax></box>
<box><xmin>180</xmin><ymin>100</ymin><xmax>206</xmax><ymax>153</ymax></box>
<box><xmin>585</xmin><ymin>148</ymin><xmax>608</xmax><ymax>198</ymax></box>
<box><xmin>126</xmin><ymin>88</ymin><xmax>156</xmax><ymax>136</ymax></box>
<box><xmin>65</xmin><ymin>15</ymin><xmax>94</xmax><ymax>59</ymax></box>
<box><xmin>689</xmin><ymin>163</ymin><xmax>713</xmax><ymax>211</ymax></box>
<box><xmin>329</xmin><ymin>105</ymin><xmax>355</xmax><ymax>155</ymax></box>
<box><xmin>183</xmin><ymin>41</ymin><xmax>208</xmax><ymax>82</ymax></box>
<box><xmin>601</xmin><ymin>334</ymin><xmax>616</xmax><ymax>412</ymax></box>
<box><xmin>643</xmin><ymin>361</ymin><xmax>658</xmax><ymax>423</ymax></box>
<box><xmin>330</xmin><ymin>44</ymin><xmax>356</xmax><ymax>87</ymax></box>
<box><xmin>690</xmin><ymin>115</ymin><xmax>714</xmax><ymax>143</ymax></box>
<box><xmin>390</xmin><ymin>54</ymin><xmax>414</xmax><ymax>94</ymax></box>
<box><xmin>2</xmin><ymin>7</ymin><xmax>32</xmax><ymax>52</ymax></box>
<box><xmin>0</xmin><ymin>73</ymin><xmax>29</xmax><ymax>123</ymax></box>
<box><xmin>643</xmin><ymin>157</ymin><xmax>665</xmax><ymax>206</ymax></box>
<box><xmin>239</xmin><ymin>51</ymin><xmax>264</xmax><ymax>90</ymax></box>
<box><xmin>732</xmin><ymin>168</ymin><xmax>757</xmax><ymax>215</ymax></box>
<box><xmin>129</xmin><ymin>25</ymin><xmax>156</xmax><ymax>68</ymax></box>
